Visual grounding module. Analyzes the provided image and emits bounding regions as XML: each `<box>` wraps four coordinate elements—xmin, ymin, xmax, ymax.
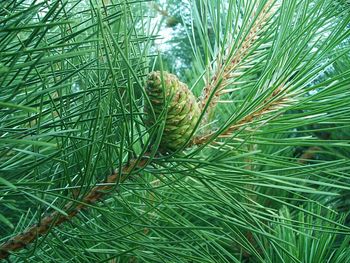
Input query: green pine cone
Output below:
<box><xmin>144</xmin><ymin>71</ymin><xmax>200</xmax><ymax>151</ymax></box>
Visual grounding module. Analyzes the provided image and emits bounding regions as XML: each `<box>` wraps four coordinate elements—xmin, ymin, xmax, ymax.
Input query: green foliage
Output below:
<box><xmin>266</xmin><ymin>205</ymin><xmax>350</xmax><ymax>263</ymax></box>
<box><xmin>1</xmin><ymin>0</ymin><xmax>350</xmax><ymax>262</ymax></box>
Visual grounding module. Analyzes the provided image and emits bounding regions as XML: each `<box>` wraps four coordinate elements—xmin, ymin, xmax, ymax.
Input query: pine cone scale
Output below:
<box><xmin>144</xmin><ymin>71</ymin><xmax>200</xmax><ymax>151</ymax></box>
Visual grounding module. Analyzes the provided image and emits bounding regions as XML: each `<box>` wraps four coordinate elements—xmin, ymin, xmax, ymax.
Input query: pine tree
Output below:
<box><xmin>1</xmin><ymin>0</ymin><xmax>350</xmax><ymax>262</ymax></box>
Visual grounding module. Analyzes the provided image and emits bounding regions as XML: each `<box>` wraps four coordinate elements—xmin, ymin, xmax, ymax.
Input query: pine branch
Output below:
<box><xmin>0</xmin><ymin>155</ymin><xmax>150</xmax><ymax>259</ymax></box>
<box><xmin>0</xmin><ymin>0</ymin><xmax>350</xmax><ymax>262</ymax></box>
<box><xmin>0</xmin><ymin>78</ymin><xmax>289</xmax><ymax>258</ymax></box>
<box><xmin>193</xmin><ymin>84</ymin><xmax>292</xmax><ymax>145</ymax></box>
<box><xmin>199</xmin><ymin>0</ymin><xmax>277</xmax><ymax>122</ymax></box>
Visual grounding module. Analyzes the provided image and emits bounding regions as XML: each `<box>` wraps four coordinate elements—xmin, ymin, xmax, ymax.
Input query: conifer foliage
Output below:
<box><xmin>1</xmin><ymin>0</ymin><xmax>350</xmax><ymax>262</ymax></box>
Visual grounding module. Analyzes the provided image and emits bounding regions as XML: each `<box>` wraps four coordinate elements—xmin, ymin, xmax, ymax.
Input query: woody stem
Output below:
<box><xmin>0</xmin><ymin>155</ymin><xmax>150</xmax><ymax>259</ymax></box>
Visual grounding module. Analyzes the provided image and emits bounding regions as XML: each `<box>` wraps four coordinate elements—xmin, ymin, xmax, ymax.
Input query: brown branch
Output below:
<box><xmin>0</xmin><ymin>154</ymin><xmax>150</xmax><ymax>259</ymax></box>
<box><xmin>193</xmin><ymin>84</ymin><xmax>289</xmax><ymax>145</ymax></box>
<box><xmin>200</xmin><ymin>0</ymin><xmax>276</xmax><ymax>122</ymax></box>
<box><xmin>298</xmin><ymin>146</ymin><xmax>322</xmax><ymax>164</ymax></box>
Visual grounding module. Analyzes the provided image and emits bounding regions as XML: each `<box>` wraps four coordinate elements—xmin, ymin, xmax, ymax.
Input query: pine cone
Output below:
<box><xmin>144</xmin><ymin>71</ymin><xmax>200</xmax><ymax>151</ymax></box>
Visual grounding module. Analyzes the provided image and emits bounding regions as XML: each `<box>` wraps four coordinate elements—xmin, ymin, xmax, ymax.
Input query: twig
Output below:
<box><xmin>0</xmin><ymin>155</ymin><xmax>150</xmax><ymax>259</ymax></box>
<box><xmin>298</xmin><ymin>147</ymin><xmax>322</xmax><ymax>164</ymax></box>
<box><xmin>193</xmin><ymin>84</ymin><xmax>290</xmax><ymax>145</ymax></box>
<box><xmin>200</xmin><ymin>0</ymin><xmax>276</xmax><ymax>122</ymax></box>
